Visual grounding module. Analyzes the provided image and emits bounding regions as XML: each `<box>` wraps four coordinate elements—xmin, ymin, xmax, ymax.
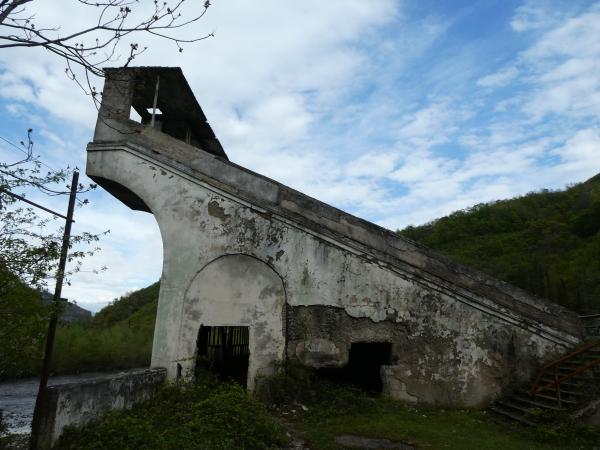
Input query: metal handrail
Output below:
<box><xmin>529</xmin><ymin>339</ymin><xmax>600</xmax><ymax>399</ymax></box>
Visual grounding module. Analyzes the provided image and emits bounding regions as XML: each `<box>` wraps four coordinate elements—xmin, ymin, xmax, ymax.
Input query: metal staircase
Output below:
<box><xmin>490</xmin><ymin>315</ymin><xmax>600</xmax><ymax>426</ymax></box>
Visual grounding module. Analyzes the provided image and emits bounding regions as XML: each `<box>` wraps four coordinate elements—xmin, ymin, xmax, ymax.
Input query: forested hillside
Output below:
<box><xmin>50</xmin><ymin>282</ymin><xmax>159</xmax><ymax>374</ymax></box>
<box><xmin>0</xmin><ymin>281</ymin><xmax>159</xmax><ymax>379</ymax></box>
<box><xmin>399</xmin><ymin>174</ymin><xmax>600</xmax><ymax>314</ymax></box>
<box><xmin>92</xmin><ymin>282</ymin><xmax>159</xmax><ymax>329</ymax></box>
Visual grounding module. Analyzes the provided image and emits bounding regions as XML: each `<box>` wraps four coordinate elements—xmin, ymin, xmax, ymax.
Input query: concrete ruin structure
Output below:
<box><xmin>86</xmin><ymin>67</ymin><xmax>584</xmax><ymax>407</ymax></box>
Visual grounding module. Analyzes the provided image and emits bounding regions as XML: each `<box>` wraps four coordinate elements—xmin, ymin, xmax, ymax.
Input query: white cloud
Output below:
<box><xmin>553</xmin><ymin>127</ymin><xmax>600</xmax><ymax>162</ymax></box>
<box><xmin>346</xmin><ymin>152</ymin><xmax>399</xmax><ymax>178</ymax></box>
<box><xmin>522</xmin><ymin>9</ymin><xmax>600</xmax><ymax>60</ymax></box>
<box><xmin>58</xmin><ymin>199</ymin><xmax>163</xmax><ymax>310</ymax></box>
<box><xmin>3</xmin><ymin>0</ymin><xmax>600</xmax><ymax>312</ymax></box>
<box><xmin>1</xmin><ymin>0</ymin><xmax>400</xmax><ymax>309</ymax></box>
<box><xmin>510</xmin><ymin>0</ymin><xmax>572</xmax><ymax>32</ymax></box>
<box><xmin>477</xmin><ymin>67</ymin><xmax>519</xmax><ymax>88</ymax></box>
<box><xmin>519</xmin><ymin>9</ymin><xmax>600</xmax><ymax>120</ymax></box>
<box><xmin>391</xmin><ymin>101</ymin><xmax>471</xmax><ymax>156</ymax></box>
<box><xmin>390</xmin><ymin>151</ymin><xmax>454</xmax><ymax>185</ymax></box>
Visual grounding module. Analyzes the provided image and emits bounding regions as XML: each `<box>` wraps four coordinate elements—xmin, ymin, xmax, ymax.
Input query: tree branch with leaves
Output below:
<box><xmin>0</xmin><ymin>130</ymin><xmax>107</xmax><ymax>298</ymax></box>
<box><xmin>0</xmin><ymin>130</ymin><xmax>109</xmax><ymax>379</ymax></box>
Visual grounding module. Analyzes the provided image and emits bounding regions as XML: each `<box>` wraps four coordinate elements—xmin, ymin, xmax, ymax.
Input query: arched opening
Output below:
<box><xmin>180</xmin><ymin>254</ymin><xmax>286</xmax><ymax>390</ymax></box>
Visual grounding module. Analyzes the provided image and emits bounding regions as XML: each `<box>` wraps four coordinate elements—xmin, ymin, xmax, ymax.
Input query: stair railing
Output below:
<box><xmin>529</xmin><ymin>338</ymin><xmax>600</xmax><ymax>403</ymax></box>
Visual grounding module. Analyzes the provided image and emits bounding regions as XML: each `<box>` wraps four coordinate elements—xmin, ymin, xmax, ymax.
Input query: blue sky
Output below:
<box><xmin>1</xmin><ymin>0</ymin><xmax>599</xmax><ymax>311</ymax></box>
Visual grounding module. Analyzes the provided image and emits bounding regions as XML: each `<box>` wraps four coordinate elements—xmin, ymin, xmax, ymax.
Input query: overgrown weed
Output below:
<box><xmin>56</xmin><ymin>372</ymin><xmax>287</xmax><ymax>450</ymax></box>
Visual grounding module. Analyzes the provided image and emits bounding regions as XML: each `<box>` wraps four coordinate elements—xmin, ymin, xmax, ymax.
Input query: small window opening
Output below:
<box><xmin>318</xmin><ymin>342</ymin><xmax>392</xmax><ymax>394</ymax></box>
<box><xmin>146</xmin><ymin>107</ymin><xmax>163</xmax><ymax>115</ymax></box>
<box><xmin>129</xmin><ymin>106</ymin><xmax>142</xmax><ymax>123</ymax></box>
<box><xmin>195</xmin><ymin>326</ymin><xmax>250</xmax><ymax>388</ymax></box>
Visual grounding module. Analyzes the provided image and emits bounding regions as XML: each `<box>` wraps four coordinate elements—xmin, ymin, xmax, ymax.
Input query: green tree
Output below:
<box><xmin>0</xmin><ymin>130</ymin><xmax>104</xmax><ymax>378</ymax></box>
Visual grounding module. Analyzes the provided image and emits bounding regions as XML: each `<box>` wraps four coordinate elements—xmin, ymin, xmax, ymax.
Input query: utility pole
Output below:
<box><xmin>29</xmin><ymin>171</ymin><xmax>79</xmax><ymax>450</ymax></box>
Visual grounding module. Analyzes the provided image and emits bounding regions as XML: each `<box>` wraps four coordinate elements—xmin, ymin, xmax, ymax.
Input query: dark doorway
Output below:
<box><xmin>347</xmin><ymin>342</ymin><xmax>392</xmax><ymax>392</ymax></box>
<box><xmin>195</xmin><ymin>326</ymin><xmax>250</xmax><ymax>388</ymax></box>
<box><xmin>318</xmin><ymin>342</ymin><xmax>392</xmax><ymax>393</ymax></box>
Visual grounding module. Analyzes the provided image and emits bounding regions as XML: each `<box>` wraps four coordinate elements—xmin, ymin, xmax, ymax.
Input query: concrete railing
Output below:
<box><xmin>36</xmin><ymin>367</ymin><xmax>166</xmax><ymax>449</ymax></box>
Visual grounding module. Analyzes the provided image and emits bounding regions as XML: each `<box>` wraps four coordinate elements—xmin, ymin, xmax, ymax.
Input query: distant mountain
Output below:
<box><xmin>41</xmin><ymin>292</ymin><xmax>92</xmax><ymax>324</ymax></box>
<box><xmin>399</xmin><ymin>174</ymin><xmax>600</xmax><ymax>314</ymax></box>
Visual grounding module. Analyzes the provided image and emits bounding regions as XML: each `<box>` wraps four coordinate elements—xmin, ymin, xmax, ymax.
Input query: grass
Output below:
<box><xmin>265</xmin><ymin>367</ymin><xmax>600</xmax><ymax>450</ymax></box>
<box><xmin>290</xmin><ymin>400</ymin><xmax>599</xmax><ymax>449</ymax></box>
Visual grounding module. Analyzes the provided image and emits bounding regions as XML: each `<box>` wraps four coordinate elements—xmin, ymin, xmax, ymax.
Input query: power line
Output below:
<box><xmin>0</xmin><ymin>187</ymin><xmax>74</xmax><ymax>222</ymax></box>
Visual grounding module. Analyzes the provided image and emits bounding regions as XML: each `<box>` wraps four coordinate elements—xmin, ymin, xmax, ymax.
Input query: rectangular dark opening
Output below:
<box><xmin>317</xmin><ymin>342</ymin><xmax>392</xmax><ymax>394</ymax></box>
<box><xmin>195</xmin><ymin>326</ymin><xmax>250</xmax><ymax>388</ymax></box>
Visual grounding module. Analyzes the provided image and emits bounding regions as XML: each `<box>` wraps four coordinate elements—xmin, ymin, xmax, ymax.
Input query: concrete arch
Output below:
<box><xmin>177</xmin><ymin>254</ymin><xmax>286</xmax><ymax>390</ymax></box>
<box><xmin>86</xmin><ymin>151</ymin><xmax>171</xmax><ymax>280</ymax></box>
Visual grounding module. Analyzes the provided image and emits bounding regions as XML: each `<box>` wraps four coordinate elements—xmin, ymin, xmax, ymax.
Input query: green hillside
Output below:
<box><xmin>0</xmin><ymin>280</ymin><xmax>160</xmax><ymax>379</ymax></box>
<box><xmin>51</xmin><ymin>282</ymin><xmax>160</xmax><ymax>374</ymax></box>
<box><xmin>399</xmin><ymin>174</ymin><xmax>600</xmax><ymax>314</ymax></box>
<box><xmin>92</xmin><ymin>282</ymin><xmax>159</xmax><ymax>329</ymax></box>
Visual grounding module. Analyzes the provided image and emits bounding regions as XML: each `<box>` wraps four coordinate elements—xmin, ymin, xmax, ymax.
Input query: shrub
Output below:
<box><xmin>56</xmin><ymin>375</ymin><xmax>287</xmax><ymax>450</ymax></box>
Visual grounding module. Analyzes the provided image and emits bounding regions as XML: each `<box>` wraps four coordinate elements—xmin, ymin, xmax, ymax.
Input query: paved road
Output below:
<box><xmin>0</xmin><ymin>372</ymin><xmax>119</xmax><ymax>435</ymax></box>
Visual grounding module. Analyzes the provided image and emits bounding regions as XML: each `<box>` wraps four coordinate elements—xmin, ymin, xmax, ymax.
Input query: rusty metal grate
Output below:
<box><xmin>196</xmin><ymin>326</ymin><xmax>250</xmax><ymax>388</ymax></box>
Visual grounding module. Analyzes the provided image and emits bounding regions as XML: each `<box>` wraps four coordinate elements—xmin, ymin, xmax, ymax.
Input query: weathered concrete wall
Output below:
<box><xmin>86</xmin><ymin>139</ymin><xmax>580</xmax><ymax>406</ymax></box>
<box><xmin>36</xmin><ymin>368</ymin><xmax>166</xmax><ymax>449</ymax></box>
<box><xmin>287</xmin><ymin>305</ymin><xmax>555</xmax><ymax>406</ymax></box>
<box><xmin>86</xmin><ymin>70</ymin><xmax>583</xmax><ymax>406</ymax></box>
<box><xmin>181</xmin><ymin>254</ymin><xmax>286</xmax><ymax>387</ymax></box>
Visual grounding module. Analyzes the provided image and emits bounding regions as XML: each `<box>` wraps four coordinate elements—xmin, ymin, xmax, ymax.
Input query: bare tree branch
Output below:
<box><xmin>0</xmin><ymin>0</ymin><xmax>214</xmax><ymax>98</ymax></box>
<box><xmin>0</xmin><ymin>0</ymin><xmax>32</xmax><ymax>24</ymax></box>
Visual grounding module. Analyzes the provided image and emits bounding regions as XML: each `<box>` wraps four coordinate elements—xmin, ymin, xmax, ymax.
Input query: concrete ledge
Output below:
<box><xmin>37</xmin><ymin>368</ymin><xmax>166</xmax><ymax>449</ymax></box>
